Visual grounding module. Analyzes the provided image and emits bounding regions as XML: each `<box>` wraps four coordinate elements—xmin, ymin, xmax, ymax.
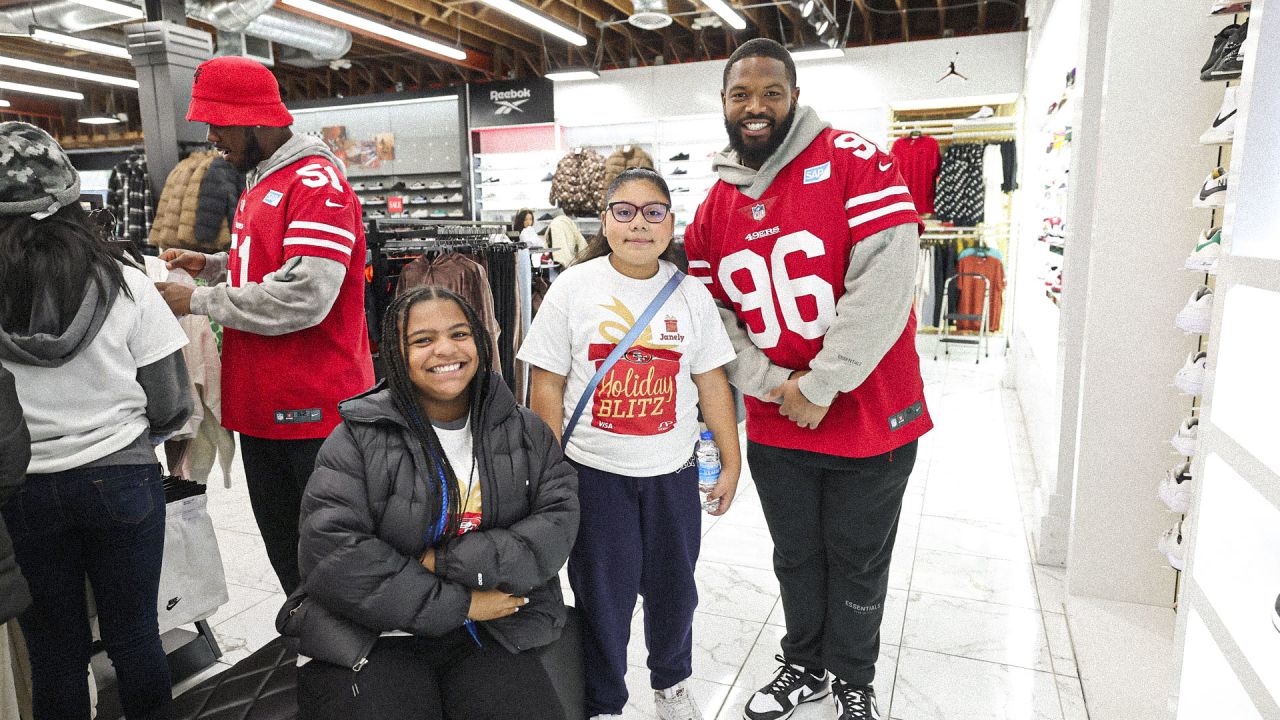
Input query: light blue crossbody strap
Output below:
<box><xmin>561</xmin><ymin>271</ymin><xmax>686</xmax><ymax>449</ymax></box>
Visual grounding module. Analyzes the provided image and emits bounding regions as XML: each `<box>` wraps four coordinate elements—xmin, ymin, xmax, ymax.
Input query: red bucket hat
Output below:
<box><xmin>187</xmin><ymin>56</ymin><xmax>293</xmax><ymax>127</ymax></box>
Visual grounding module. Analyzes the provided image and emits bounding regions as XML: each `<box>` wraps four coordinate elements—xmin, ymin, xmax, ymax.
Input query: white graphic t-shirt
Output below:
<box><xmin>518</xmin><ymin>256</ymin><xmax>735</xmax><ymax>476</ymax></box>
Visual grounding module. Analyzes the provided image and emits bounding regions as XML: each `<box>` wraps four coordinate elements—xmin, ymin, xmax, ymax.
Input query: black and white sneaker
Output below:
<box><xmin>743</xmin><ymin>655</ymin><xmax>829</xmax><ymax>720</ymax></box>
<box><xmin>1193</xmin><ymin>166</ymin><xmax>1228</xmax><ymax>208</ymax></box>
<box><xmin>1272</xmin><ymin>594</ymin><xmax>1279</xmax><ymax>634</ymax></box>
<box><xmin>1203</xmin><ymin>21</ymin><xmax>1247</xmax><ymax>80</ymax></box>
<box><xmin>833</xmin><ymin>678</ymin><xmax>880</xmax><ymax>720</ymax></box>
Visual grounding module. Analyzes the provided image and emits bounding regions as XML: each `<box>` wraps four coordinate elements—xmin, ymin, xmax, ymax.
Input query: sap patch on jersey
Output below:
<box><xmin>803</xmin><ymin>161</ymin><xmax>831</xmax><ymax>184</ymax></box>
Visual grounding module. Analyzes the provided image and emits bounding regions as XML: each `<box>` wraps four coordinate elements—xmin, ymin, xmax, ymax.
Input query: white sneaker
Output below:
<box><xmin>1200</xmin><ymin>87</ymin><xmax>1237</xmax><ymax>145</ymax></box>
<box><xmin>1171</xmin><ymin>415</ymin><xmax>1200</xmax><ymax>456</ymax></box>
<box><xmin>1193</xmin><ymin>166</ymin><xmax>1228</xmax><ymax>207</ymax></box>
<box><xmin>968</xmin><ymin>105</ymin><xmax>995</xmax><ymax>119</ymax></box>
<box><xmin>654</xmin><ymin>681</ymin><xmax>703</xmax><ymax>720</ymax></box>
<box><xmin>1175</xmin><ymin>286</ymin><xmax>1214</xmax><ymax>333</ymax></box>
<box><xmin>589</xmin><ymin>715</ymin><xmax>623</xmax><ymax>720</ymax></box>
<box><xmin>1186</xmin><ymin>227</ymin><xmax>1222</xmax><ymax>273</ymax></box>
<box><xmin>1174</xmin><ymin>351</ymin><xmax>1208</xmax><ymax>396</ymax></box>
<box><xmin>1158</xmin><ymin>519</ymin><xmax>1187</xmax><ymax>571</ymax></box>
<box><xmin>1159</xmin><ymin>461</ymin><xmax>1194</xmax><ymax>513</ymax></box>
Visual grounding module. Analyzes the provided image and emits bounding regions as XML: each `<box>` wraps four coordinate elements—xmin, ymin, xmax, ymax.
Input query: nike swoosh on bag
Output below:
<box><xmin>1212</xmin><ymin>109</ymin><xmax>1237</xmax><ymax>127</ymax></box>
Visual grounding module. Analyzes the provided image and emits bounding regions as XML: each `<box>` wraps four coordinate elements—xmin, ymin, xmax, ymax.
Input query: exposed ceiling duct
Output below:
<box><xmin>0</xmin><ymin>0</ymin><xmax>136</xmax><ymax>35</ymax></box>
<box><xmin>628</xmin><ymin>0</ymin><xmax>673</xmax><ymax>30</ymax></box>
<box><xmin>186</xmin><ymin>0</ymin><xmax>352</xmax><ymax>61</ymax></box>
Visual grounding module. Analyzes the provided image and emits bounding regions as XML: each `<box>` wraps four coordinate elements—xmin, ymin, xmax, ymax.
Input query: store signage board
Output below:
<box><xmin>387</xmin><ymin>196</ymin><xmax>404</xmax><ymax>214</ymax></box>
<box><xmin>469</xmin><ymin>78</ymin><xmax>555</xmax><ymax>128</ymax></box>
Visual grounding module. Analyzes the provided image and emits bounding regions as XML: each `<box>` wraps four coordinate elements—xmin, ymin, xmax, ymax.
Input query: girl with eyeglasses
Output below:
<box><xmin>518</xmin><ymin>168</ymin><xmax>741</xmax><ymax>720</ymax></box>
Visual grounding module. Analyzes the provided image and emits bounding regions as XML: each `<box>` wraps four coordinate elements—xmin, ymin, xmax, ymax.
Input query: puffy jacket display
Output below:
<box><xmin>602</xmin><ymin>145</ymin><xmax>655</xmax><ymax>191</ymax></box>
<box><xmin>193</xmin><ymin>157</ymin><xmax>241</xmax><ymax>252</ymax></box>
<box><xmin>0</xmin><ymin>365</ymin><xmax>31</xmax><ymax>623</ymax></box>
<box><xmin>277</xmin><ymin>373</ymin><xmax>578</xmax><ymax>670</ymax></box>
<box><xmin>149</xmin><ymin>153</ymin><xmax>206</xmax><ymax>248</ymax></box>
<box><xmin>549</xmin><ymin>148</ymin><xmax>606</xmax><ymax>217</ymax></box>
<box><xmin>149</xmin><ymin>151</ymin><xmax>241</xmax><ymax>252</ymax></box>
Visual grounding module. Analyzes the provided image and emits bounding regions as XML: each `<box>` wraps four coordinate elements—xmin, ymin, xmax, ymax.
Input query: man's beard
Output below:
<box><xmin>725</xmin><ymin>105</ymin><xmax>797</xmax><ymax>168</ymax></box>
<box><xmin>239</xmin><ymin>128</ymin><xmax>267</xmax><ymax>171</ymax></box>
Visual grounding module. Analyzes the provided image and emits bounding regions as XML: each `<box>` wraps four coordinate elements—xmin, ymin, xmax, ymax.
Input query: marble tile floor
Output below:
<box><xmin>175</xmin><ymin>337</ymin><xmax>1091</xmax><ymax>719</ymax></box>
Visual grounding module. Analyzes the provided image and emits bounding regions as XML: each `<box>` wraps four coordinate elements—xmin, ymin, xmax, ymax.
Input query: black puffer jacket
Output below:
<box><xmin>277</xmin><ymin>373</ymin><xmax>578</xmax><ymax>670</ymax></box>
<box><xmin>193</xmin><ymin>156</ymin><xmax>242</xmax><ymax>252</ymax></box>
<box><xmin>0</xmin><ymin>365</ymin><xmax>32</xmax><ymax>623</ymax></box>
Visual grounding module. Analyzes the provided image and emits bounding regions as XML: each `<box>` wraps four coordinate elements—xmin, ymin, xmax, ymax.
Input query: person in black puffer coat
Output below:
<box><xmin>0</xmin><ymin>364</ymin><xmax>31</xmax><ymax>623</ymax></box>
<box><xmin>279</xmin><ymin>285</ymin><xmax>578</xmax><ymax>719</ymax></box>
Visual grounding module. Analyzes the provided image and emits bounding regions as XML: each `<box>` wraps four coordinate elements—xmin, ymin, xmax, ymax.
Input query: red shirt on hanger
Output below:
<box><xmin>890</xmin><ymin>135</ymin><xmax>941</xmax><ymax>215</ymax></box>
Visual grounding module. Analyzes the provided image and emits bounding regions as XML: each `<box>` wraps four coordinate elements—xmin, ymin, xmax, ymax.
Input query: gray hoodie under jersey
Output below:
<box><xmin>709</xmin><ymin>105</ymin><xmax>919</xmax><ymax>407</ymax></box>
<box><xmin>190</xmin><ymin>134</ymin><xmax>350</xmax><ymax>335</ymax></box>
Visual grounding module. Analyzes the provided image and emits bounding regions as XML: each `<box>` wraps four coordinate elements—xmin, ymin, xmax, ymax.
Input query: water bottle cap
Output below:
<box><xmin>700</xmin><ymin>430</ymin><xmax>713</xmax><ymax>440</ymax></box>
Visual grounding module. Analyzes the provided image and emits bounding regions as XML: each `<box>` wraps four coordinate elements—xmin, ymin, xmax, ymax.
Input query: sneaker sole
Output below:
<box><xmin>1171</xmin><ymin>438</ymin><xmax>1198</xmax><ymax>456</ymax></box>
<box><xmin>1174</xmin><ymin>375</ymin><xmax>1205</xmax><ymax>396</ymax></box>
<box><xmin>1176</xmin><ymin>313</ymin><xmax>1212</xmax><ymax>334</ymax></box>
<box><xmin>1185</xmin><ymin>258</ymin><xmax>1220</xmax><ymax>273</ymax></box>
<box><xmin>742</xmin><ymin>687</ymin><xmax>831</xmax><ymax>720</ymax></box>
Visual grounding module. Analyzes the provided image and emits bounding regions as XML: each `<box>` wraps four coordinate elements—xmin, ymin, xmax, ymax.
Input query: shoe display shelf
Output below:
<box><xmin>473</xmin><ymin>150</ymin><xmax>562</xmax><ymax>225</ymax></box>
<box><xmin>1031</xmin><ymin>70</ymin><xmax>1075</xmax><ymax>310</ymax></box>
<box><xmin>353</xmin><ymin>171</ymin><xmax>468</xmax><ymax>222</ymax></box>
<box><xmin>1170</xmin><ymin>3</ymin><xmax>1280</xmax><ymax>719</ymax></box>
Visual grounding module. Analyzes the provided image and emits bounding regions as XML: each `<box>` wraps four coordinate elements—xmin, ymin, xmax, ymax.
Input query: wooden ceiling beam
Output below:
<box><xmin>935</xmin><ymin>0</ymin><xmax>945</xmax><ymax>34</ymax></box>
<box><xmin>850</xmin><ymin>0</ymin><xmax>871</xmax><ymax>43</ymax></box>
<box><xmin>977</xmin><ymin>0</ymin><xmax>988</xmax><ymax>31</ymax></box>
<box><xmin>893</xmin><ymin>0</ymin><xmax>908</xmax><ymax>40</ymax></box>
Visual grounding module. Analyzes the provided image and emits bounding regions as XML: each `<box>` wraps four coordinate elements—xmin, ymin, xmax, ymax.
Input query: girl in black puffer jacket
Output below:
<box><xmin>279</xmin><ymin>287</ymin><xmax>579</xmax><ymax>719</ymax></box>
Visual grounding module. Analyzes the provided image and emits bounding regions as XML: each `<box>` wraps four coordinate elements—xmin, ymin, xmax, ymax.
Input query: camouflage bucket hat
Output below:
<box><xmin>0</xmin><ymin>121</ymin><xmax>81</xmax><ymax>219</ymax></box>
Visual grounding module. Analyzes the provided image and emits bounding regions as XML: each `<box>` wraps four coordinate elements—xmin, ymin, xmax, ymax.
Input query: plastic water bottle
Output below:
<box><xmin>696</xmin><ymin>431</ymin><xmax>721</xmax><ymax>512</ymax></box>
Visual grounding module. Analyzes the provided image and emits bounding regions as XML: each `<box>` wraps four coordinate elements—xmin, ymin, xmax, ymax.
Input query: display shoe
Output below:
<box><xmin>538</xmin><ymin>212</ymin><xmax>554</xmax><ymax>221</ymax></box>
<box><xmin>1158</xmin><ymin>519</ymin><xmax>1187</xmax><ymax>571</ymax></box>
<box><xmin>1204</xmin><ymin>20</ymin><xmax>1247</xmax><ymax>80</ymax></box>
<box><xmin>446</xmin><ymin>209</ymin><xmax>464</xmax><ymax>218</ymax></box>
<box><xmin>670</xmin><ymin>167</ymin><xmax>688</xmax><ymax>175</ymax></box>
<box><xmin>668</xmin><ymin>152</ymin><xmax>690</xmax><ymax>161</ymax></box>
<box><xmin>1193</xmin><ymin>166</ymin><xmax>1228</xmax><ymax>207</ymax></box>
<box><xmin>968</xmin><ymin>105</ymin><xmax>995</xmax><ymax>119</ymax></box>
<box><xmin>1273</xmin><ymin>594</ymin><xmax>1280</xmax><ymax>634</ymax></box>
<box><xmin>367</xmin><ymin>181</ymin><xmax>385</xmax><ymax>191</ymax></box>
<box><xmin>588</xmin><ymin>716</ymin><xmax>623</xmax><ymax>720</ymax></box>
<box><xmin>365</xmin><ymin>196</ymin><xmax>386</xmax><ymax>205</ymax></box>
<box><xmin>447</xmin><ymin>192</ymin><xmax>464</xmax><ymax>202</ymax></box>
<box><xmin>1200</xmin><ymin>87</ymin><xmax>1238</xmax><ymax>145</ymax></box>
<box><xmin>1210</xmin><ymin>1</ymin><xmax>1250</xmax><ymax>14</ymax></box>
<box><xmin>446</xmin><ymin>178</ymin><xmax>462</xmax><ymax>189</ymax></box>
<box><xmin>654</xmin><ymin>681</ymin><xmax>703</xmax><ymax>720</ymax></box>
<box><xmin>409</xmin><ymin>196</ymin><xmax>429</xmax><ymax>205</ymax></box>
<box><xmin>1186</xmin><ymin>227</ymin><xmax>1223</xmax><ymax>273</ymax></box>
<box><xmin>365</xmin><ymin>210</ymin><xmax>386</xmax><ymax>219</ymax></box>
<box><xmin>743</xmin><ymin>655</ymin><xmax>830</xmax><ymax>720</ymax></box>
<box><xmin>1176</xmin><ymin>286</ymin><xmax>1214</xmax><ymax>334</ymax></box>
<box><xmin>430</xmin><ymin>208</ymin><xmax>448</xmax><ymax>217</ymax></box>
<box><xmin>832</xmin><ymin>678</ymin><xmax>880</xmax><ymax>720</ymax></box>
<box><xmin>428</xmin><ymin>180</ymin><xmax>446</xmax><ymax>190</ymax></box>
<box><xmin>1200</xmin><ymin>23</ymin><xmax>1241</xmax><ymax>78</ymax></box>
<box><xmin>350</xmin><ymin>182</ymin><xmax>366</xmax><ymax>191</ymax></box>
<box><xmin>1171</xmin><ymin>415</ymin><xmax>1200</xmax><ymax>456</ymax></box>
<box><xmin>1159</xmin><ymin>461</ymin><xmax>1195</xmax><ymax>514</ymax></box>
<box><xmin>407</xmin><ymin>181</ymin><xmax>428</xmax><ymax>190</ymax></box>
<box><xmin>409</xmin><ymin>208</ymin><xmax>431</xmax><ymax>218</ymax></box>
<box><xmin>1174</xmin><ymin>351</ymin><xmax>1208</xmax><ymax>396</ymax></box>
<box><xmin>429</xmin><ymin>194</ymin><xmax>449</xmax><ymax>203</ymax></box>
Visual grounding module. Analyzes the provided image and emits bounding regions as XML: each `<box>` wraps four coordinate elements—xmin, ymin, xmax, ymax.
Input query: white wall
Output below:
<box><xmin>553</xmin><ymin>32</ymin><xmax>1028</xmax><ymax>136</ymax></box>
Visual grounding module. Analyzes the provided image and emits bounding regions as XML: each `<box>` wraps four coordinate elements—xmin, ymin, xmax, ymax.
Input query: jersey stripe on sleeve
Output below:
<box><xmin>289</xmin><ymin>220</ymin><xmax>356</xmax><ymax>241</ymax></box>
<box><xmin>688</xmin><ymin>259</ymin><xmax>713</xmax><ymax>285</ymax></box>
<box><xmin>283</xmin><ymin>237</ymin><xmax>353</xmax><ymax>255</ymax></box>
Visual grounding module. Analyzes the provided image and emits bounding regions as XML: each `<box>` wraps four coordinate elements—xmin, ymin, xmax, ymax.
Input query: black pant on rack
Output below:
<box><xmin>485</xmin><ymin>249</ymin><xmax>518</xmax><ymax>390</ymax></box>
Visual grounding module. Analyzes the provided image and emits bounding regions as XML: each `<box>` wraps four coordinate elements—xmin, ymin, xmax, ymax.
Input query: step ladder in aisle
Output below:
<box><xmin>934</xmin><ymin>272</ymin><xmax>990</xmax><ymax>364</ymax></box>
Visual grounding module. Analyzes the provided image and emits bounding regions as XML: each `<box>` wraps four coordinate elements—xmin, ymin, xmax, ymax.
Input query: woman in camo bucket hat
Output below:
<box><xmin>0</xmin><ymin>122</ymin><xmax>81</xmax><ymax>219</ymax></box>
<box><xmin>0</xmin><ymin>121</ymin><xmax>193</xmax><ymax>719</ymax></box>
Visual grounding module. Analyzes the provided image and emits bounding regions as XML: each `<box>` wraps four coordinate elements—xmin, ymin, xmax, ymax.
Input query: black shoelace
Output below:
<box><xmin>835</xmin><ymin>683</ymin><xmax>877</xmax><ymax>718</ymax></box>
<box><xmin>765</xmin><ymin>655</ymin><xmax>810</xmax><ymax>693</ymax></box>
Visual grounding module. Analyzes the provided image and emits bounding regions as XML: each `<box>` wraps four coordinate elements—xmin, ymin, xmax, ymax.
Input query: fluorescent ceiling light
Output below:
<box><xmin>281</xmin><ymin>0</ymin><xmax>467</xmax><ymax>60</ymax></box>
<box><xmin>477</xmin><ymin>0</ymin><xmax>588</xmax><ymax>46</ymax></box>
<box><xmin>79</xmin><ymin>116</ymin><xmax>122</xmax><ymax>124</ymax></box>
<box><xmin>546</xmin><ymin>69</ymin><xmax>598</xmax><ymax>81</ymax></box>
<box><xmin>0</xmin><ymin>100</ymin><xmax>9</xmax><ymax>108</ymax></box>
<box><xmin>30</xmin><ymin>27</ymin><xmax>131</xmax><ymax>59</ymax></box>
<box><xmin>291</xmin><ymin>95</ymin><xmax>457</xmax><ymax>113</ymax></box>
<box><xmin>702</xmin><ymin>0</ymin><xmax>746</xmax><ymax>29</ymax></box>
<box><xmin>0</xmin><ymin>55</ymin><xmax>138</xmax><ymax>88</ymax></box>
<box><xmin>70</xmin><ymin>0</ymin><xmax>144</xmax><ymax>19</ymax></box>
<box><xmin>813</xmin><ymin>18</ymin><xmax>829</xmax><ymax>34</ymax></box>
<box><xmin>800</xmin><ymin>0</ymin><xmax>814</xmax><ymax>16</ymax></box>
<box><xmin>791</xmin><ymin>47</ymin><xmax>843</xmax><ymax>61</ymax></box>
<box><xmin>0</xmin><ymin>80</ymin><xmax>84</xmax><ymax>100</ymax></box>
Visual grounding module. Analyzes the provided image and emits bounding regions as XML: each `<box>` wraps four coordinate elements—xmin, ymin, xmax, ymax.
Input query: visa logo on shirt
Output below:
<box><xmin>803</xmin><ymin>161</ymin><xmax>831</xmax><ymax>184</ymax></box>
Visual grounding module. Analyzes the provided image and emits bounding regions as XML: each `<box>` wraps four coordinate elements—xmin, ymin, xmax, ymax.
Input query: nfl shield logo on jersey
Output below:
<box><xmin>751</xmin><ymin>203</ymin><xmax>766</xmax><ymax>221</ymax></box>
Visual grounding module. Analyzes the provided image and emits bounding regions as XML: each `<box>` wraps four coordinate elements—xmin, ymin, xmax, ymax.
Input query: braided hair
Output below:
<box><xmin>379</xmin><ymin>286</ymin><xmax>494</xmax><ymax>541</ymax></box>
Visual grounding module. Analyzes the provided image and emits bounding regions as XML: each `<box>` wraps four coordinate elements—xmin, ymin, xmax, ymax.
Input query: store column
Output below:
<box><xmin>125</xmin><ymin>22</ymin><xmax>213</xmax><ymax>197</ymax></box>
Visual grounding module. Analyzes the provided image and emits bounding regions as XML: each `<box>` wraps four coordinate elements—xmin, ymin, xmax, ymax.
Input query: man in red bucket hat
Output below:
<box><xmin>156</xmin><ymin>56</ymin><xmax>374</xmax><ymax>594</ymax></box>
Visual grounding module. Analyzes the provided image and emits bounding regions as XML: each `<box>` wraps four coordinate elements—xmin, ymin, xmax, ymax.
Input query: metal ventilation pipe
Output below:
<box><xmin>186</xmin><ymin>0</ymin><xmax>352</xmax><ymax>60</ymax></box>
<box><xmin>0</xmin><ymin>0</ymin><xmax>142</xmax><ymax>34</ymax></box>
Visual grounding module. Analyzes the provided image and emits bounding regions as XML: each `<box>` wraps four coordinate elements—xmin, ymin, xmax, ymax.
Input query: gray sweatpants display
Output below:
<box><xmin>747</xmin><ymin>440</ymin><xmax>917</xmax><ymax>686</ymax></box>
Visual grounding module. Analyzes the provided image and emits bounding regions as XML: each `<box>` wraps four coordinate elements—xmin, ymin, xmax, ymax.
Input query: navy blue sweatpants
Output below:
<box><xmin>567</xmin><ymin>458</ymin><xmax>702</xmax><ymax>717</ymax></box>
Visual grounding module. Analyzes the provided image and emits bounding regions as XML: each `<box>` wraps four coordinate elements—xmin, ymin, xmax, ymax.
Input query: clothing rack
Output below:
<box><xmin>889</xmin><ymin>117</ymin><xmax>1017</xmax><ymax>142</ymax></box>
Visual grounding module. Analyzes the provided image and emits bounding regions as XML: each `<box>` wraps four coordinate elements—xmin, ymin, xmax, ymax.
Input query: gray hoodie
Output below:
<box><xmin>709</xmin><ymin>105</ymin><xmax>919</xmax><ymax>408</ymax></box>
<box><xmin>190</xmin><ymin>134</ymin><xmax>350</xmax><ymax>336</ymax></box>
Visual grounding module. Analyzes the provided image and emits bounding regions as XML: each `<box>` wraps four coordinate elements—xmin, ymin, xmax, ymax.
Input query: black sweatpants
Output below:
<box><xmin>238</xmin><ymin>434</ymin><xmax>325</xmax><ymax>595</ymax></box>
<box><xmin>297</xmin><ymin>627</ymin><xmax>567</xmax><ymax>719</ymax></box>
<box><xmin>747</xmin><ymin>440</ymin><xmax>917</xmax><ymax>686</ymax></box>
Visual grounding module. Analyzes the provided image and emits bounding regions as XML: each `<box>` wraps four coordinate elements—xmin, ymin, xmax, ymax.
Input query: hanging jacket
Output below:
<box><xmin>0</xmin><ymin>365</ymin><xmax>31</xmax><ymax>623</ymax></box>
<box><xmin>396</xmin><ymin>252</ymin><xmax>502</xmax><ymax>365</ymax></box>
<box><xmin>193</xmin><ymin>157</ymin><xmax>242</xmax><ymax>252</ymax></box>
<box><xmin>933</xmin><ymin>143</ymin><xmax>986</xmax><ymax>226</ymax></box>
<box><xmin>602</xmin><ymin>145</ymin><xmax>655</xmax><ymax>190</ymax></box>
<box><xmin>277</xmin><ymin>374</ymin><xmax>578</xmax><ymax>669</ymax></box>
<box><xmin>175</xmin><ymin>152</ymin><xmax>217</xmax><ymax>250</ymax></box>
<box><xmin>545</xmin><ymin>215</ymin><xmax>587</xmax><ymax>266</ymax></box>
<box><xmin>548</xmin><ymin>148</ymin><xmax>606</xmax><ymax>217</ymax></box>
<box><xmin>149</xmin><ymin>153</ymin><xmax>206</xmax><ymax>248</ymax></box>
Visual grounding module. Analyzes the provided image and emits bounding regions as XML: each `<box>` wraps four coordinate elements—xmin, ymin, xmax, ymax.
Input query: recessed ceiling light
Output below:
<box><xmin>0</xmin><ymin>80</ymin><xmax>84</xmax><ymax>100</ymax></box>
<box><xmin>30</xmin><ymin>27</ymin><xmax>131</xmax><ymax>59</ymax></box>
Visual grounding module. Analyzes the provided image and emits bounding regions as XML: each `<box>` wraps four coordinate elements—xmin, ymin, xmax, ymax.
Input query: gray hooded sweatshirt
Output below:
<box><xmin>709</xmin><ymin>105</ymin><xmax>919</xmax><ymax>407</ymax></box>
<box><xmin>190</xmin><ymin>134</ymin><xmax>350</xmax><ymax>336</ymax></box>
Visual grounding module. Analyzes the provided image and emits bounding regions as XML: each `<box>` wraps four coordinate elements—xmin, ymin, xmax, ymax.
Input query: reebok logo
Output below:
<box><xmin>491</xmin><ymin>88</ymin><xmax>532</xmax><ymax>115</ymax></box>
<box><xmin>166</xmin><ymin>597</ymin><xmax>181</xmax><ymax>611</ymax></box>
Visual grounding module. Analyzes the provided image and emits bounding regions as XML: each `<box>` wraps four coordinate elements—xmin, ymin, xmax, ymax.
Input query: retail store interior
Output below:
<box><xmin>0</xmin><ymin>0</ymin><xmax>1276</xmax><ymax>718</ymax></box>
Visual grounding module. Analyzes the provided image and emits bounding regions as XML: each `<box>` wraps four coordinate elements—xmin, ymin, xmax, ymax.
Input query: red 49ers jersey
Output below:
<box><xmin>222</xmin><ymin>155</ymin><xmax>374</xmax><ymax>440</ymax></box>
<box><xmin>684</xmin><ymin>127</ymin><xmax>932</xmax><ymax>458</ymax></box>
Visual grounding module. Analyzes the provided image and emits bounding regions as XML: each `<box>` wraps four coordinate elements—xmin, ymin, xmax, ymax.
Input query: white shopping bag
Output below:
<box><xmin>156</xmin><ymin>493</ymin><xmax>229</xmax><ymax>634</ymax></box>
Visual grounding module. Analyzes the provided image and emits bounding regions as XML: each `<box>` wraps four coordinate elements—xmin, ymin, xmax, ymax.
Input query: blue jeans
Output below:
<box><xmin>1</xmin><ymin>463</ymin><xmax>171</xmax><ymax>719</ymax></box>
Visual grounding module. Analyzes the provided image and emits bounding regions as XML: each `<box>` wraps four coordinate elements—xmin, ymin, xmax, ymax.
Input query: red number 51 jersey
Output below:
<box><xmin>684</xmin><ymin>127</ymin><xmax>931</xmax><ymax>458</ymax></box>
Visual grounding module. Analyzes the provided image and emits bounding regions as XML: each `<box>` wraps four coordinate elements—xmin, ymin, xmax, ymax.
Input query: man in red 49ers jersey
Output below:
<box><xmin>155</xmin><ymin>57</ymin><xmax>374</xmax><ymax>595</ymax></box>
<box><xmin>684</xmin><ymin>40</ymin><xmax>931</xmax><ymax>720</ymax></box>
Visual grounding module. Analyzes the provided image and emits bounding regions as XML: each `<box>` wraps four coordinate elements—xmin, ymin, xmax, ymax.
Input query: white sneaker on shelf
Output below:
<box><xmin>968</xmin><ymin>105</ymin><xmax>995</xmax><ymax>119</ymax></box>
<box><xmin>1159</xmin><ymin>461</ymin><xmax>1194</xmax><ymax>513</ymax></box>
<box><xmin>654</xmin><ymin>681</ymin><xmax>703</xmax><ymax>720</ymax></box>
<box><xmin>1174</xmin><ymin>351</ymin><xmax>1208</xmax><ymax>396</ymax></box>
<box><xmin>1185</xmin><ymin>227</ymin><xmax>1222</xmax><ymax>273</ymax></box>
<box><xmin>1171</xmin><ymin>415</ymin><xmax>1200</xmax><ymax>456</ymax></box>
<box><xmin>1158</xmin><ymin>519</ymin><xmax>1187</xmax><ymax>571</ymax></box>
<box><xmin>1193</xmin><ymin>166</ymin><xmax>1228</xmax><ymax>208</ymax></box>
<box><xmin>1200</xmin><ymin>87</ymin><xmax>1238</xmax><ymax>145</ymax></box>
<box><xmin>1175</xmin><ymin>286</ymin><xmax>1214</xmax><ymax>334</ymax></box>
<box><xmin>588</xmin><ymin>715</ymin><xmax>623</xmax><ymax>720</ymax></box>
